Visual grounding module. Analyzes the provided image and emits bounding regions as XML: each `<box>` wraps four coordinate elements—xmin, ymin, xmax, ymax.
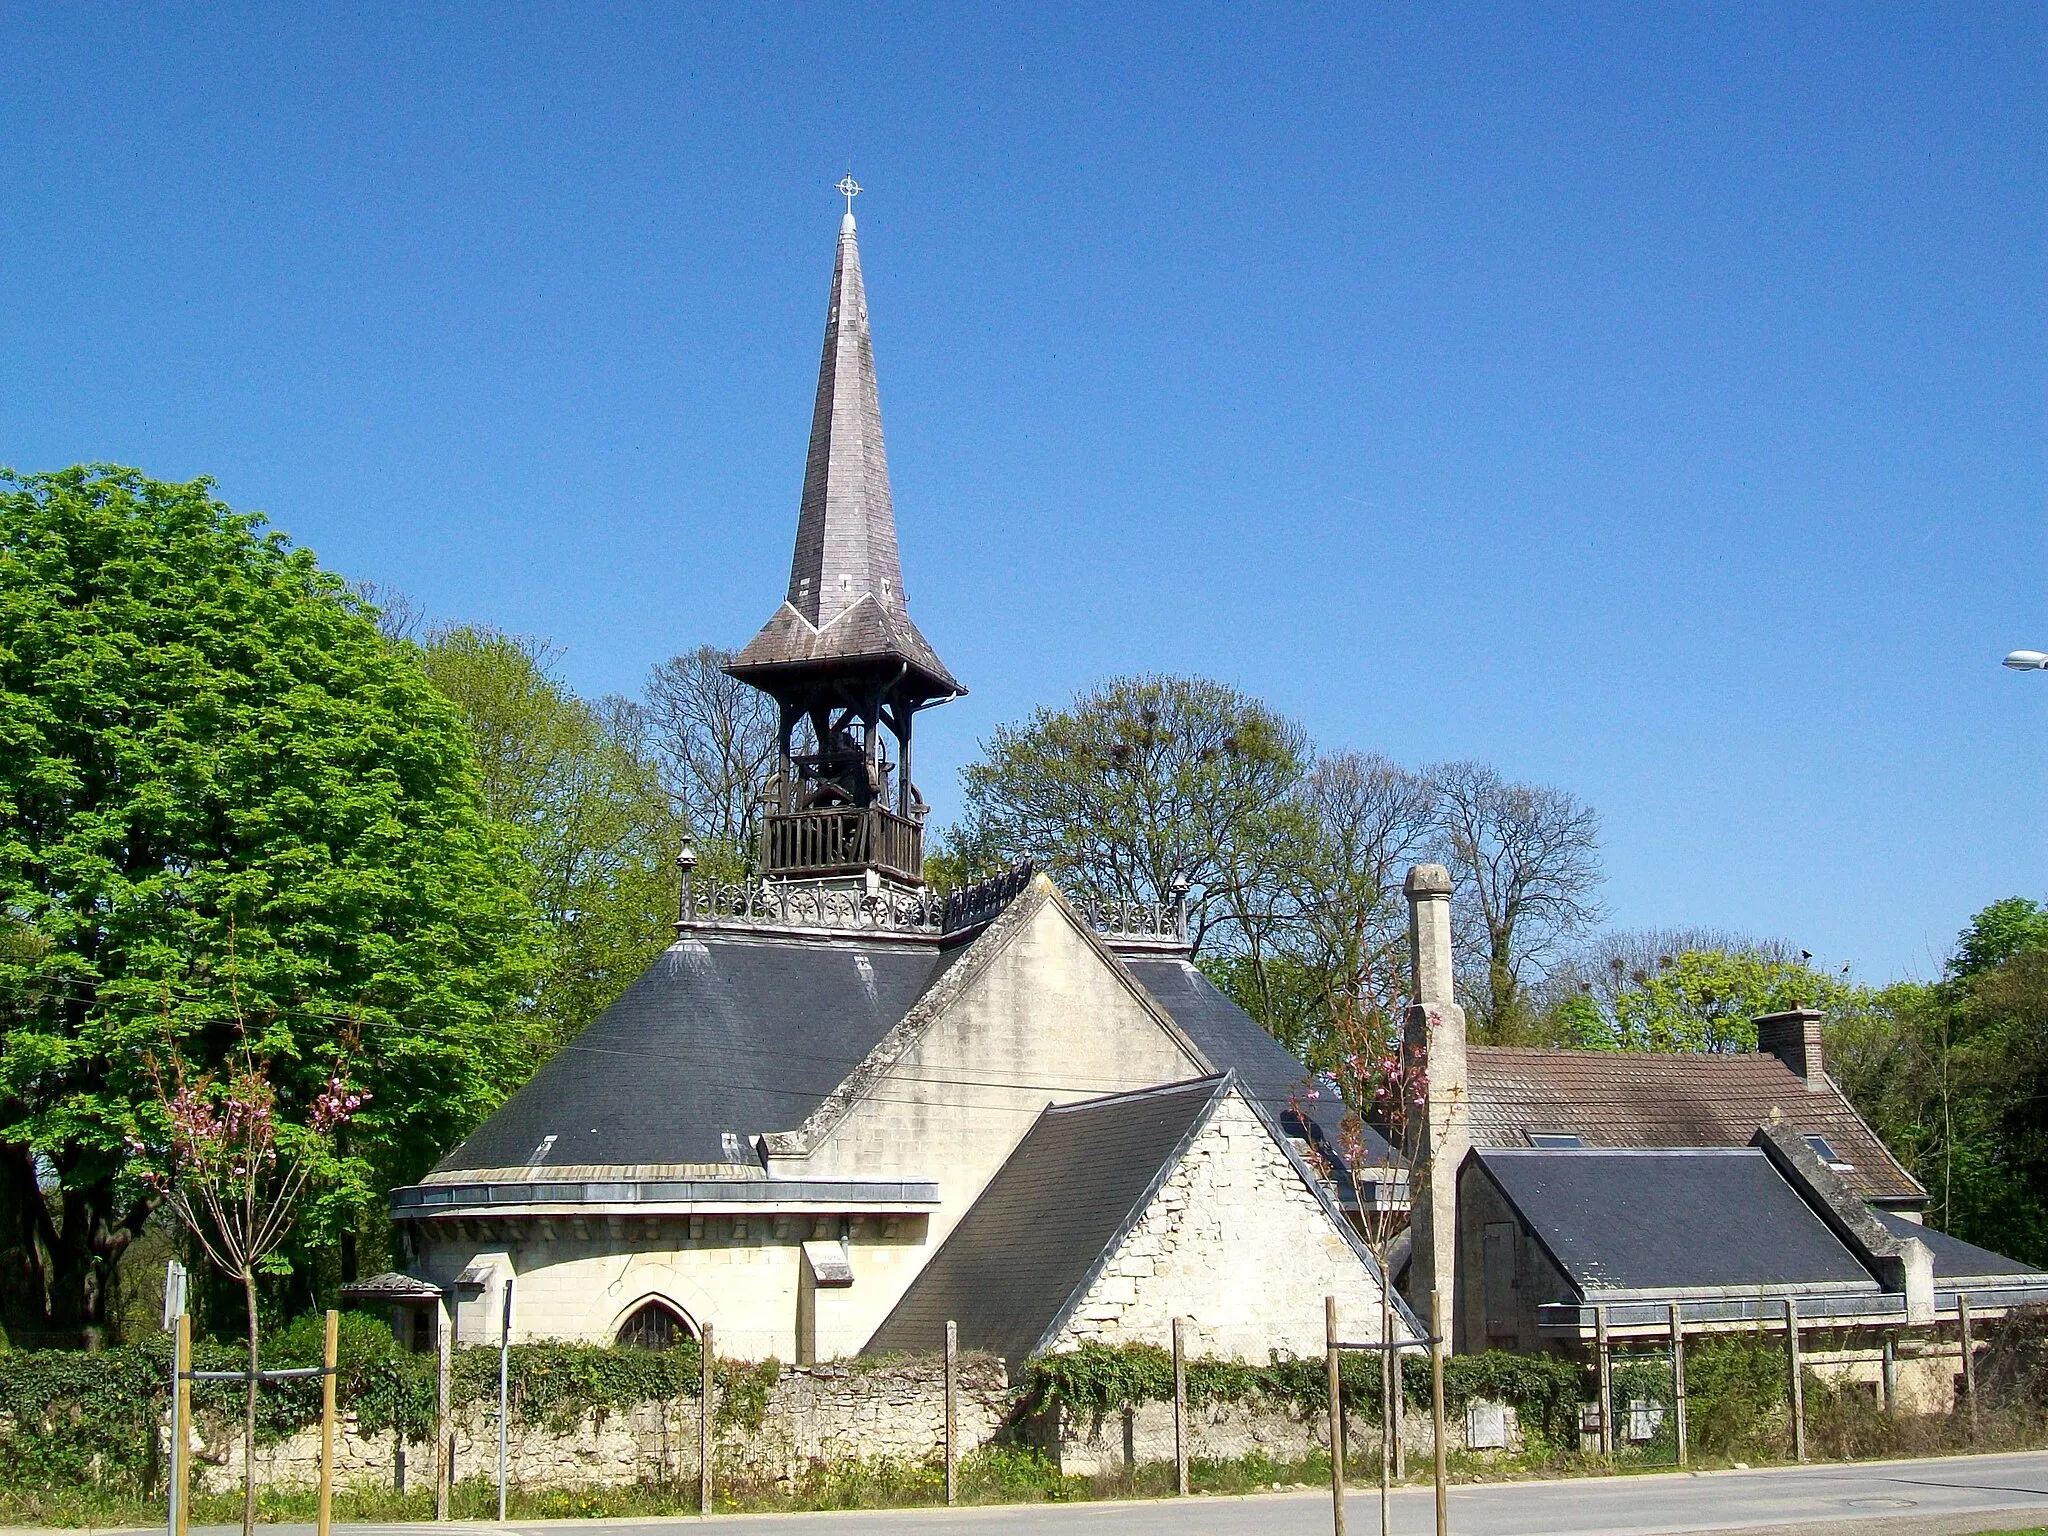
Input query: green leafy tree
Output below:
<box><xmin>1604</xmin><ymin>948</ymin><xmax>1859</xmax><ymax>1052</ymax></box>
<box><xmin>1949</xmin><ymin>896</ymin><xmax>2048</xmax><ymax>980</ymax></box>
<box><xmin>0</xmin><ymin>466</ymin><xmax>536</xmax><ymax>1341</ymax></box>
<box><xmin>1829</xmin><ymin>900</ymin><xmax>2048</xmax><ymax>1266</ymax></box>
<box><xmin>418</xmin><ymin>626</ymin><xmax>683</xmax><ymax>1051</ymax></box>
<box><xmin>943</xmin><ymin>675</ymin><xmax>1311</xmax><ymax>953</ymax></box>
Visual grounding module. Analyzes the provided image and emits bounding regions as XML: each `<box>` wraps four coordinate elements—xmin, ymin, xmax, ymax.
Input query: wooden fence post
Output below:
<box><xmin>174</xmin><ymin>1312</ymin><xmax>192</xmax><ymax>1536</ymax></box>
<box><xmin>699</xmin><ymin>1323</ymin><xmax>715</xmax><ymax>1515</ymax></box>
<box><xmin>1959</xmin><ymin>1294</ymin><xmax>1977</xmax><ymax>1441</ymax></box>
<box><xmin>1392</xmin><ymin>1339</ymin><xmax>1406</xmax><ymax>1480</ymax></box>
<box><xmin>944</xmin><ymin>1320</ymin><xmax>959</xmax><ymax>1507</ymax></box>
<box><xmin>318</xmin><ymin>1310</ymin><xmax>338</xmax><ymax>1536</ymax></box>
<box><xmin>1430</xmin><ymin>1289</ymin><xmax>1447</xmax><ymax>1536</ymax></box>
<box><xmin>434</xmin><ymin>1296</ymin><xmax>452</xmax><ymax>1521</ymax></box>
<box><xmin>1595</xmin><ymin>1305</ymin><xmax>1613</xmax><ymax>1456</ymax></box>
<box><xmin>1669</xmin><ymin>1303</ymin><xmax>1687</xmax><ymax>1468</ymax></box>
<box><xmin>1786</xmin><ymin>1296</ymin><xmax>1806</xmax><ymax>1464</ymax></box>
<box><xmin>1171</xmin><ymin>1316</ymin><xmax>1189</xmax><ymax>1497</ymax></box>
<box><xmin>1326</xmin><ymin>1296</ymin><xmax>1345</xmax><ymax>1536</ymax></box>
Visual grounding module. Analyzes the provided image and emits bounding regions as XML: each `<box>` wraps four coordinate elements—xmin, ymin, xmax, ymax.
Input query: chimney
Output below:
<box><xmin>1755</xmin><ymin>1007</ymin><xmax>1826</xmax><ymax>1091</ymax></box>
<box><xmin>1401</xmin><ymin>864</ymin><xmax>1469</xmax><ymax>1350</ymax></box>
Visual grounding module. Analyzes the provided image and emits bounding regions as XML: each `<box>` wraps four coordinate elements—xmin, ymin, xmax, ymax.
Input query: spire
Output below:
<box><xmin>724</xmin><ymin>195</ymin><xmax>962</xmax><ymax>888</ymax></box>
<box><xmin>728</xmin><ymin>201</ymin><xmax>960</xmax><ymax>700</ymax></box>
<box><xmin>787</xmin><ymin>197</ymin><xmax>903</xmax><ymax>630</ymax></box>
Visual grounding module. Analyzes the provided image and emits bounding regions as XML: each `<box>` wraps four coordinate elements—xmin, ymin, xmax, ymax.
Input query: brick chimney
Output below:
<box><xmin>1755</xmin><ymin>1006</ymin><xmax>1826</xmax><ymax>1091</ymax></box>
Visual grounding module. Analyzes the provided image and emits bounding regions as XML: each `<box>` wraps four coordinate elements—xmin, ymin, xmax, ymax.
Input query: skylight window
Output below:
<box><xmin>1804</xmin><ymin>1133</ymin><xmax>1851</xmax><ymax>1168</ymax></box>
<box><xmin>1527</xmin><ymin>1131</ymin><xmax>1584</xmax><ymax>1150</ymax></box>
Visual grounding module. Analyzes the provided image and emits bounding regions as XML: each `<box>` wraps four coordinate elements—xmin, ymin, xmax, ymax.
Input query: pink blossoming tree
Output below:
<box><xmin>1293</xmin><ymin>992</ymin><xmax>1428</xmax><ymax>1536</ymax></box>
<box><xmin>130</xmin><ymin>1024</ymin><xmax>367</xmax><ymax>1536</ymax></box>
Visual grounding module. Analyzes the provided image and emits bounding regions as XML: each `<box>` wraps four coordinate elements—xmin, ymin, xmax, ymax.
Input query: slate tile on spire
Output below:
<box><xmin>730</xmin><ymin>209</ymin><xmax>961</xmax><ymax>699</ymax></box>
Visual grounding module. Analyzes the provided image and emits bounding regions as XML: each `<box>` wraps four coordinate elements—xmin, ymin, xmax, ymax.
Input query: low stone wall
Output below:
<box><xmin>1041</xmin><ymin>1393</ymin><xmax>1501</xmax><ymax>1476</ymax></box>
<box><xmin>189</xmin><ymin>1354</ymin><xmax>1010</xmax><ymax>1493</ymax></box>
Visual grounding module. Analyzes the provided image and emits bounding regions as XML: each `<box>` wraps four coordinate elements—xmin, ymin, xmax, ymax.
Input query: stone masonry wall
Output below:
<box><xmin>188</xmin><ymin>1355</ymin><xmax>1010</xmax><ymax>1494</ymax></box>
<box><xmin>1046</xmin><ymin>1393</ymin><xmax>1500</xmax><ymax>1476</ymax></box>
<box><xmin>1048</xmin><ymin>1091</ymin><xmax>1399</xmax><ymax>1360</ymax></box>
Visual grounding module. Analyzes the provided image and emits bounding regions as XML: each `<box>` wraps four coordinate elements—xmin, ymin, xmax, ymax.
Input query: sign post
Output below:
<box><xmin>497</xmin><ymin>1276</ymin><xmax>514</xmax><ymax>1522</ymax></box>
<box><xmin>318</xmin><ymin>1311</ymin><xmax>339</xmax><ymax>1536</ymax></box>
<box><xmin>164</xmin><ymin>1261</ymin><xmax>189</xmax><ymax>1536</ymax></box>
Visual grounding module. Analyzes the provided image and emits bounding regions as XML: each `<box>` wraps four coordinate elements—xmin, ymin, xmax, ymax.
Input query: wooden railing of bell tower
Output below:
<box><xmin>762</xmin><ymin>805</ymin><xmax>924</xmax><ymax>884</ymax></box>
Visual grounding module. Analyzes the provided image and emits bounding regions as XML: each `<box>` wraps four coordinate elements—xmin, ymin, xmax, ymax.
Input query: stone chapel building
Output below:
<box><xmin>365</xmin><ymin>199</ymin><xmax>2047</xmax><ymax>1391</ymax></box>
<box><xmin>373</xmin><ymin>203</ymin><xmax>1411</xmax><ymax>1368</ymax></box>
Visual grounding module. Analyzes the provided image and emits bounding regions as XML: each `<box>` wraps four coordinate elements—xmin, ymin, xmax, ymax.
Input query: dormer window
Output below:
<box><xmin>1527</xmin><ymin>1131</ymin><xmax>1584</xmax><ymax>1149</ymax></box>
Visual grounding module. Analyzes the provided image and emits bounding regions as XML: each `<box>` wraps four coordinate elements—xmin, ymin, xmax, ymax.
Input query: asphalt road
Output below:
<box><xmin>173</xmin><ymin>1450</ymin><xmax>2048</xmax><ymax>1536</ymax></box>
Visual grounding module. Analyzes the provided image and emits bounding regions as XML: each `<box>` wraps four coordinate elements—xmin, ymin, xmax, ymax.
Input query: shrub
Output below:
<box><xmin>1686</xmin><ymin>1329</ymin><xmax>1789</xmax><ymax>1460</ymax></box>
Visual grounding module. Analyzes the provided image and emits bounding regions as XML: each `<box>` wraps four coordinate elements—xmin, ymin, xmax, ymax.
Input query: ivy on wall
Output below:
<box><xmin>0</xmin><ymin>1316</ymin><xmax>715</xmax><ymax>1493</ymax></box>
<box><xmin>1018</xmin><ymin>1341</ymin><xmax>1591</xmax><ymax>1450</ymax></box>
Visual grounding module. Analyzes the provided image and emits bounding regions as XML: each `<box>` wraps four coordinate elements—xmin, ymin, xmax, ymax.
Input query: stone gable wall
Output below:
<box><xmin>793</xmin><ymin>894</ymin><xmax>1208</xmax><ymax>1355</ymax></box>
<box><xmin>1048</xmin><ymin>1091</ymin><xmax>1397</xmax><ymax>1360</ymax></box>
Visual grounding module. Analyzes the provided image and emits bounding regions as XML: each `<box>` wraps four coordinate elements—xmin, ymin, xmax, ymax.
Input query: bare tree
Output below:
<box><xmin>638</xmin><ymin>647</ymin><xmax>779</xmax><ymax>866</ymax></box>
<box><xmin>1427</xmin><ymin>761</ymin><xmax>1604</xmax><ymax>1041</ymax></box>
<box><xmin>346</xmin><ymin>579</ymin><xmax>427</xmax><ymax>643</ymax></box>
<box><xmin>1294</xmin><ymin>754</ymin><xmax>1438</xmax><ymax>1020</ymax></box>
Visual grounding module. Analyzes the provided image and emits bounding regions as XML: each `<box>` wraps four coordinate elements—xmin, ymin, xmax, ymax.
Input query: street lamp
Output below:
<box><xmin>2004</xmin><ymin>651</ymin><xmax>2048</xmax><ymax>671</ymax></box>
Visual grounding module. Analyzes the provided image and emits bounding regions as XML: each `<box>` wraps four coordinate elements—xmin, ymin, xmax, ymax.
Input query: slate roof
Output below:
<box><xmin>1122</xmin><ymin>957</ymin><xmax>1400</xmax><ymax>1172</ymax></box>
<box><xmin>1466</xmin><ymin>1047</ymin><xmax>1923</xmax><ymax>1203</ymax></box>
<box><xmin>864</xmin><ymin>1077</ymin><xmax>1228</xmax><ymax>1366</ymax></box>
<box><xmin>1871</xmin><ymin>1211</ymin><xmax>2045</xmax><ymax>1282</ymax></box>
<box><xmin>728</xmin><ymin>212</ymin><xmax>959</xmax><ymax>699</ymax></box>
<box><xmin>431</xmin><ymin>932</ymin><xmax>968</xmax><ymax>1174</ymax></box>
<box><xmin>339</xmin><ymin>1271</ymin><xmax>445</xmax><ymax>1303</ymax></box>
<box><xmin>1474</xmin><ymin>1148</ymin><xmax>1880</xmax><ymax>1296</ymax></box>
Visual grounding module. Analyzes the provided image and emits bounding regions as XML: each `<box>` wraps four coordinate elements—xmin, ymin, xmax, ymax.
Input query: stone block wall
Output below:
<box><xmin>187</xmin><ymin>1354</ymin><xmax>1009</xmax><ymax>1494</ymax></box>
<box><xmin>1044</xmin><ymin>1393</ymin><xmax>1500</xmax><ymax>1476</ymax></box>
<box><xmin>1049</xmin><ymin>1091</ymin><xmax>1397</xmax><ymax>1361</ymax></box>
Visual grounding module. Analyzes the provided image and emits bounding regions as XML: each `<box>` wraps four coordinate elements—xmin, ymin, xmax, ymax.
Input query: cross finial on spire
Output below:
<box><xmin>836</xmin><ymin>174</ymin><xmax>862</xmax><ymax>215</ymax></box>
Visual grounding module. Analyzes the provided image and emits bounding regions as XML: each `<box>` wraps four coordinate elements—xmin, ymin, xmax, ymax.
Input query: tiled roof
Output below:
<box><xmin>1465</xmin><ymin>1046</ymin><xmax>1924</xmax><ymax>1203</ymax></box>
<box><xmin>338</xmin><ymin>1271</ymin><xmax>445</xmax><ymax>1303</ymax></box>
<box><xmin>865</xmin><ymin>1078</ymin><xmax>1228</xmax><ymax>1366</ymax></box>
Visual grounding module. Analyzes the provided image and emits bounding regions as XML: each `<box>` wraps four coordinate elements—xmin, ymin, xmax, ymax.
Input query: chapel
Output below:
<box><xmin>373</xmin><ymin>198</ymin><xmax>1409</xmax><ymax>1367</ymax></box>
<box><xmin>364</xmin><ymin>197</ymin><xmax>2047</xmax><ymax>1400</ymax></box>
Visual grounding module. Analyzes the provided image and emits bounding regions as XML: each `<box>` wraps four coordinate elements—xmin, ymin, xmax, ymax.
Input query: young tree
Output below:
<box><xmin>1294</xmin><ymin>991</ymin><xmax>1426</xmax><ymax>1536</ymax></box>
<box><xmin>946</xmin><ymin>674</ymin><xmax>1311</xmax><ymax>952</ymax></box>
<box><xmin>1427</xmin><ymin>761</ymin><xmax>1603</xmax><ymax>1041</ymax></box>
<box><xmin>133</xmin><ymin>1025</ymin><xmax>366</xmax><ymax>1536</ymax></box>
<box><xmin>0</xmin><ymin>467</ymin><xmax>536</xmax><ymax>1342</ymax></box>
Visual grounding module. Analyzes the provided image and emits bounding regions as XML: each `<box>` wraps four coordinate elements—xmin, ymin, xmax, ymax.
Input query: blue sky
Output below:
<box><xmin>4</xmin><ymin>4</ymin><xmax>2042</xmax><ymax>981</ymax></box>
